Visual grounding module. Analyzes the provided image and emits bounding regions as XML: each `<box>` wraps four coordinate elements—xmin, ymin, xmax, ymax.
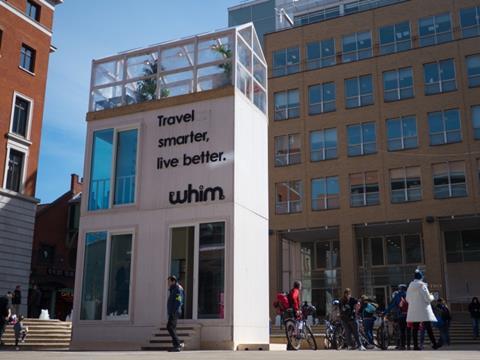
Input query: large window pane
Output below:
<box><xmin>371</xmin><ymin>238</ymin><xmax>384</xmax><ymax>266</ymax></box>
<box><xmin>6</xmin><ymin>149</ymin><xmax>24</xmax><ymax>193</ymax></box>
<box><xmin>107</xmin><ymin>234</ymin><xmax>132</xmax><ymax>319</ymax></box>
<box><xmin>198</xmin><ymin>222</ymin><xmax>225</xmax><ymax>319</ymax></box>
<box><xmin>386</xmin><ymin>236</ymin><xmax>402</xmax><ymax>264</ymax></box>
<box><xmin>89</xmin><ymin>129</ymin><xmax>114</xmax><ymax>211</ymax></box>
<box><xmin>114</xmin><ymin>129</ymin><xmax>138</xmax><ymax>205</ymax></box>
<box><xmin>81</xmin><ymin>232</ymin><xmax>107</xmax><ymax>320</ymax></box>
<box><xmin>12</xmin><ymin>97</ymin><xmax>30</xmax><ymax>137</ymax></box>
<box><xmin>405</xmin><ymin>235</ymin><xmax>422</xmax><ymax>264</ymax></box>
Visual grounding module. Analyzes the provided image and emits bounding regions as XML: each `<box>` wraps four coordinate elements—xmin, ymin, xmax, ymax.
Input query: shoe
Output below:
<box><xmin>359</xmin><ymin>345</ymin><xmax>367</xmax><ymax>351</ymax></box>
<box><xmin>413</xmin><ymin>347</ymin><xmax>421</xmax><ymax>351</ymax></box>
<box><xmin>432</xmin><ymin>343</ymin><xmax>442</xmax><ymax>350</ymax></box>
<box><xmin>168</xmin><ymin>347</ymin><xmax>182</xmax><ymax>352</ymax></box>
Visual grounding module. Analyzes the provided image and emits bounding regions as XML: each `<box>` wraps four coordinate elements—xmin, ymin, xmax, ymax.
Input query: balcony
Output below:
<box><xmin>89</xmin><ymin>23</ymin><xmax>267</xmax><ymax>114</ymax></box>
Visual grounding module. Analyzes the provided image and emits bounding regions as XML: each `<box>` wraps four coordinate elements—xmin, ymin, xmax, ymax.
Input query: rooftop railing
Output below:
<box><xmin>89</xmin><ymin>23</ymin><xmax>267</xmax><ymax>114</ymax></box>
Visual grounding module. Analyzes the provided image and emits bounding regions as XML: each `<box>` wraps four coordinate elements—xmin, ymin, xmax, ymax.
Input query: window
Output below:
<box><xmin>350</xmin><ymin>171</ymin><xmax>379</xmax><ymax>207</ymax></box>
<box><xmin>275</xmin><ymin>180</ymin><xmax>302</xmax><ymax>214</ymax></box>
<box><xmin>308</xmin><ymin>82</ymin><xmax>335</xmax><ymax>115</ymax></box>
<box><xmin>342</xmin><ymin>31</ymin><xmax>372</xmax><ymax>63</ymax></box>
<box><xmin>347</xmin><ymin>122</ymin><xmax>376</xmax><ymax>156</ymax></box>
<box><xmin>88</xmin><ymin>128</ymin><xmax>138</xmax><ymax>211</ymax></box>
<box><xmin>311</xmin><ymin>176</ymin><xmax>339</xmax><ymax>211</ymax></box>
<box><xmin>424</xmin><ymin>59</ymin><xmax>456</xmax><ymax>94</ymax></box>
<box><xmin>428</xmin><ymin>109</ymin><xmax>461</xmax><ymax>145</ymax></box>
<box><xmin>387</xmin><ymin>116</ymin><xmax>418</xmax><ymax>151</ymax></box>
<box><xmin>362</xmin><ymin>234</ymin><xmax>423</xmax><ymax>266</ymax></box>
<box><xmin>445</xmin><ymin>230</ymin><xmax>480</xmax><ymax>263</ymax></box>
<box><xmin>26</xmin><ymin>1</ymin><xmax>40</xmax><ymax>21</ymax></box>
<box><xmin>114</xmin><ymin>129</ymin><xmax>138</xmax><ymax>205</ymax></box>
<box><xmin>379</xmin><ymin>21</ymin><xmax>411</xmax><ymax>55</ymax></box>
<box><xmin>460</xmin><ymin>6</ymin><xmax>480</xmax><ymax>38</ymax></box>
<box><xmin>81</xmin><ymin>231</ymin><xmax>133</xmax><ymax>320</ymax></box>
<box><xmin>12</xmin><ymin>96</ymin><xmax>31</xmax><ymax>137</ymax></box>
<box><xmin>306</xmin><ymin>38</ymin><xmax>335</xmax><ymax>69</ymax></box>
<box><xmin>20</xmin><ymin>44</ymin><xmax>35</xmax><ymax>73</ymax></box>
<box><xmin>198</xmin><ymin>222</ymin><xmax>225</xmax><ymax>319</ymax></box>
<box><xmin>310</xmin><ymin>128</ymin><xmax>337</xmax><ymax>161</ymax></box>
<box><xmin>274</xmin><ymin>89</ymin><xmax>299</xmax><ymax>120</ymax></box>
<box><xmin>371</xmin><ymin>237</ymin><xmax>384</xmax><ymax>265</ymax></box>
<box><xmin>419</xmin><ymin>13</ymin><xmax>452</xmax><ymax>46</ymax></box>
<box><xmin>315</xmin><ymin>240</ymin><xmax>341</xmax><ymax>269</ymax></box>
<box><xmin>473</xmin><ymin>105</ymin><xmax>480</xmax><ymax>139</ymax></box>
<box><xmin>274</xmin><ymin>134</ymin><xmax>301</xmax><ymax>166</ymax></box>
<box><xmin>89</xmin><ymin>129</ymin><xmax>114</xmax><ymax>211</ymax></box>
<box><xmin>345</xmin><ymin>75</ymin><xmax>373</xmax><ymax>108</ymax></box>
<box><xmin>466</xmin><ymin>54</ymin><xmax>480</xmax><ymax>87</ymax></box>
<box><xmin>383</xmin><ymin>67</ymin><xmax>413</xmax><ymax>102</ymax></box>
<box><xmin>272</xmin><ymin>47</ymin><xmax>300</xmax><ymax>77</ymax></box>
<box><xmin>432</xmin><ymin>161</ymin><xmax>467</xmax><ymax>199</ymax></box>
<box><xmin>5</xmin><ymin>148</ymin><xmax>25</xmax><ymax>193</ymax></box>
<box><xmin>390</xmin><ymin>166</ymin><xmax>422</xmax><ymax>203</ymax></box>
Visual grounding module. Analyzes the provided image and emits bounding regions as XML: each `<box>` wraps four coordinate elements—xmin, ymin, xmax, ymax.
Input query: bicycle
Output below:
<box><xmin>375</xmin><ymin>314</ymin><xmax>400</xmax><ymax>350</ymax></box>
<box><xmin>284</xmin><ymin>311</ymin><xmax>318</xmax><ymax>350</ymax></box>
<box><xmin>324</xmin><ymin>319</ymin><xmax>344</xmax><ymax>350</ymax></box>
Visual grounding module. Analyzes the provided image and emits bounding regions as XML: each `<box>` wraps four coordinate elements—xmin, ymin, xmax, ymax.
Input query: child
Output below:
<box><xmin>14</xmin><ymin>316</ymin><xmax>28</xmax><ymax>350</ymax></box>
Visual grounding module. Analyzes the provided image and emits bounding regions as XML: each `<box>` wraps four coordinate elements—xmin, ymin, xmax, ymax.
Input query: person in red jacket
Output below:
<box><xmin>289</xmin><ymin>281</ymin><xmax>302</xmax><ymax>318</ymax></box>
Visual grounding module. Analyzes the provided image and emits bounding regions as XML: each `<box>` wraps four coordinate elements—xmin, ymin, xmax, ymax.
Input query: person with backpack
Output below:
<box><xmin>406</xmin><ymin>270</ymin><xmax>441</xmax><ymax>350</ymax></box>
<box><xmin>359</xmin><ymin>295</ymin><xmax>377</xmax><ymax>347</ymax></box>
<box><xmin>166</xmin><ymin>275</ymin><xmax>184</xmax><ymax>352</ymax></box>
<box><xmin>435</xmin><ymin>298</ymin><xmax>451</xmax><ymax>346</ymax></box>
<box><xmin>340</xmin><ymin>288</ymin><xmax>366</xmax><ymax>351</ymax></box>
<box><xmin>384</xmin><ymin>284</ymin><xmax>409</xmax><ymax>350</ymax></box>
<box><xmin>468</xmin><ymin>297</ymin><xmax>480</xmax><ymax>339</ymax></box>
<box><xmin>0</xmin><ymin>295</ymin><xmax>11</xmax><ymax>346</ymax></box>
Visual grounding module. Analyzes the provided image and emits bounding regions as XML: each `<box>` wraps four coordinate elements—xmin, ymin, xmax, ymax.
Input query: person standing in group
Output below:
<box><xmin>469</xmin><ymin>297</ymin><xmax>480</xmax><ymax>339</ymax></box>
<box><xmin>384</xmin><ymin>284</ymin><xmax>409</xmax><ymax>350</ymax></box>
<box><xmin>435</xmin><ymin>298</ymin><xmax>451</xmax><ymax>346</ymax></box>
<box><xmin>359</xmin><ymin>295</ymin><xmax>377</xmax><ymax>348</ymax></box>
<box><xmin>406</xmin><ymin>269</ymin><xmax>441</xmax><ymax>350</ymax></box>
<box><xmin>288</xmin><ymin>281</ymin><xmax>302</xmax><ymax>319</ymax></box>
<box><xmin>0</xmin><ymin>295</ymin><xmax>11</xmax><ymax>346</ymax></box>
<box><xmin>12</xmin><ymin>286</ymin><xmax>21</xmax><ymax>316</ymax></box>
<box><xmin>14</xmin><ymin>315</ymin><xmax>28</xmax><ymax>351</ymax></box>
<box><xmin>166</xmin><ymin>275</ymin><xmax>184</xmax><ymax>352</ymax></box>
<box><xmin>340</xmin><ymin>288</ymin><xmax>366</xmax><ymax>351</ymax></box>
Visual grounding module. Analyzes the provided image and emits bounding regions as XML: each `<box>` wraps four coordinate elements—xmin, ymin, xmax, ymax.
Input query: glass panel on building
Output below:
<box><xmin>274</xmin><ymin>134</ymin><xmax>301</xmax><ymax>166</ymax></box>
<box><xmin>114</xmin><ymin>129</ymin><xmax>138</xmax><ymax>205</ymax></box>
<box><xmin>379</xmin><ymin>21</ymin><xmax>411</xmax><ymax>55</ymax></box>
<box><xmin>419</xmin><ymin>13</ymin><xmax>452</xmax><ymax>46</ymax></box>
<box><xmin>428</xmin><ymin>109</ymin><xmax>461</xmax><ymax>145</ymax></box>
<box><xmin>467</xmin><ymin>54</ymin><xmax>480</xmax><ymax>88</ymax></box>
<box><xmin>460</xmin><ymin>6</ymin><xmax>480</xmax><ymax>38</ymax></box>
<box><xmin>383</xmin><ymin>67</ymin><xmax>413</xmax><ymax>102</ymax></box>
<box><xmin>345</xmin><ymin>75</ymin><xmax>373</xmax><ymax>109</ymax></box>
<box><xmin>81</xmin><ymin>232</ymin><xmax>107</xmax><ymax>320</ymax></box>
<box><xmin>433</xmin><ymin>161</ymin><xmax>467</xmax><ymax>199</ymax></box>
<box><xmin>308</xmin><ymin>82</ymin><xmax>336</xmax><ymax>115</ymax></box>
<box><xmin>342</xmin><ymin>31</ymin><xmax>372</xmax><ymax>63</ymax></box>
<box><xmin>272</xmin><ymin>47</ymin><xmax>300</xmax><ymax>77</ymax></box>
<box><xmin>276</xmin><ymin>180</ymin><xmax>302</xmax><ymax>214</ymax></box>
<box><xmin>310</xmin><ymin>128</ymin><xmax>337</xmax><ymax>161</ymax></box>
<box><xmin>20</xmin><ymin>44</ymin><xmax>35</xmax><ymax>73</ymax></box>
<box><xmin>274</xmin><ymin>89</ymin><xmax>299</xmax><ymax>120</ymax></box>
<box><xmin>311</xmin><ymin>176</ymin><xmax>339</xmax><ymax>211</ymax></box>
<box><xmin>6</xmin><ymin>149</ymin><xmax>24</xmax><ymax>193</ymax></box>
<box><xmin>387</xmin><ymin>116</ymin><xmax>417</xmax><ymax>151</ymax></box>
<box><xmin>12</xmin><ymin>96</ymin><xmax>30</xmax><ymax>137</ymax></box>
<box><xmin>306</xmin><ymin>38</ymin><xmax>335</xmax><ymax>70</ymax></box>
<box><xmin>473</xmin><ymin>105</ymin><xmax>480</xmax><ymax>139</ymax></box>
<box><xmin>26</xmin><ymin>1</ymin><xmax>41</xmax><ymax>21</ymax></box>
<box><xmin>89</xmin><ymin>129</ymin><xmax>114</xmax><ymax>211</ymax></box>
<box><xmin>347</xmin><ymin>122</ymin><xmax>376</xmax><ymax>156</ymax></box>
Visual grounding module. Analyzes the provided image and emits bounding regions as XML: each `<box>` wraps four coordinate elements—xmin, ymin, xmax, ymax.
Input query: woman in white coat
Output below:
<box><xmin>406</xmin><ymin>270</ymin><xmax>441</xmax><ymax>350</ymax></box>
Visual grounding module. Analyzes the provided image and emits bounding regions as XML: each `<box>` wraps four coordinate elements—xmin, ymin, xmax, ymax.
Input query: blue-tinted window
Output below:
<box><xmin>114</xmin><ymin>129</ymin><xmax>138</xmax><ymax>205</ymax></box>
<box><xmin>379</xmin><ymin>21</ymin><xmax>411</xmax><ymax>55</ymax></box>
<box><xmin>345</xmin><ymin>75</ymin><xmax>373</xmax><ymax>108</ymax></box>
<box><xmin>274</xmin><ymin>89</ymin><xmax>300</xmax><ymax>120</ymax></box>
<box><xmin>428</xmin><ymin>109</ymin><xmax>462</xmax><ymax>146</ymax></box>
<box><xmin>26</xmin><ymin>1</ymin><xmax>40</xmax><ymax>21</ymax></box>
<box><xmin>424</xmin><ymin>59</ymin><xmax>456</xmax><ymax>94</ymax></box>
<box><xmin>383</xmin><ymin>67</ymin><xmax>414</xmax><ymax>102</ymax></box>
<box><xmin>272</xmin><ymin>47</ymin><xmax>300</xmax><ymax>77</ymax></box>
<box><xmin>310</xmin><ymin>128</ymin><xmax>337</xmax><ymax>161</ymax></box>
<box><xmin>81</xmin><ymin>232</ymin><xmax>107</xmax><ymax>320</ymax></box>
<box><xmin>467</xmin><ymin>55</ymin><xmax>480</xmax><ymax>87</ymax></box>
<box><xmin>460</xmin><ymin>6</ymin><xmax>480</xmax><ymax>38</ymax></box>
<box><xmin>311</xmin><ymin>176</ymin><xmax>339</xmax><ymax>210</ymax></box>
<box><xmin>433</xmin><ymin>162</ymin><xmax>467</xmax><ymax>199</ymax></box>
<box><xmin>419</xmin><ymin>13</ymin><xmax>452</xmax><ymax>47</ymax></box>
<box><xmin>387</xmin><ymin>116</ymin><xmax>417</xmax><ymax>151</ymax></box>
<box><xmin>306</xmin><ymin>38</ymin><xmax>335</xmax><ymax>69</ymax></box>
<box><xmin>309</xmin><ymin>82</ymin><xmax>335</xmax><ymax>115</ymax></box>
<box><xmin>473</xmin><ymin>105</ymin><xmax>480</xmax><ymax>139</ymax></box>
<box><xmin>89</xmin><ymin>129</ymin><xmax>114</xmax><ymax>211</ymax></box>
<box><xmin>342</xmin><ymin>31</ymin><xmax>372</xmax><ymax>63</ymax></box>
<box><xmin>348</xmin><ymin>122</ymin><xmax>376</xmax><ymax>156</ymax></box>
<box><xmin>20</xmin><ymin>44</ymin><xmax>35</xmax><ymax>72</ymax></box>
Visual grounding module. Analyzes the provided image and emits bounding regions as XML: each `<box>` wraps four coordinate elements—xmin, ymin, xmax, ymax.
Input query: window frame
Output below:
<box><xmin>466</xmin><ymin>54</ymin><xmax>480</xmax><ymax>88</ymax></box>
<box><xmin>383</xmin><ymin>67</ymin><xmax>414</xmax><ymax>102</ymax></box>
<box><xmin>349</xmin><ymin>171</ymin><xmax>380</xmax><ymax>207</ymax></box>
<box><xmin>308</xmin><ymin>82</ymin><xmax>336</xmax><ymax>115</ymax></box>
<box><xmin>386</xmin><ymin>115</ymin><xmax>418</xmax><ymax>151</ymax></box>
<box><xmin>428</xmin><ymin>109</ymin><xmax>462</xmax><ymax>146</ymax></box>
<box><xmin>20</xmin><ymin>43</ymin><xmax>36</xmax><ymax>73</ymax></box>
<box><xmin>9</xmin><ymin>91</ymin><xmax>34</xmax><ymax>141</ymax></box>
<box><xmin>311</xmin><ymin>176</ymin><xmax>340</xmax><ymax>211</ymax></box>
<box><xmin>275</xmin><ymin>180</ymin><xmax>303</xmax><ymax>215</ymax></box>
<box><xmin>272</xmin><ymin>47</ymin><xmax>300</xmax><ymax>77</ymax></box>
<box><xmin>460</xmin><ymin>6</ymin><xmax>480</xmax><ymax>38</ymax></box>
<box><xmin>273</xmin><ymin>89</ymin><xmax>300</xmax><ymax>121</ymax></box>
<box><xmin>26</xmin><ymin>0</ymin><xmax>41</xmax><ymax>22</ymax></box>
<box><xmin>347</xmin><ymin>122</ymin><xmax>377</xmax><ymax>157</ymax></box>
<box><xmin>3</xmin><ymin>141</ymin><xmax>29</xmax><ymax>194</ymax></box>
<box><xmin>313</xmin><ymin>239</ymin><xmax>341</xmax><ymax>270</ymax></box>
<box><xmin>432</xmin><ymin>161</ymin><xmax>468</xmax><ymax>199</ymax></box>
<box><xmin>310</xmin><ymin>128</ymin><xmax>337</xmax><ymax>162</ymax></box>
<box><xmin>379</xmin><ymin>21</ymin><xmax>412</xmax><ymax>55</ymax></box>
<box><xmin>423</xmin><ymin>59</ymin><xmax>457</xmax><ymax>95</ymax></box>
<box><xmin>472</xmin><ymin>105</ymin><xmax>480</xmax><ymax>140</ymax></box>
<box><xmin>418</xmin><ymin>12</ymin><xmax>453</xmax><ymax>47</ymax></box>
<box><xmin>306</xmin><ymin>38</ymin><xmax>336</xmax><ymax>70</ymax></box>
<box><xmin>345</xmin><ymin>74</ymin><xmax>373</xmax><ymax>109</ymax></box>
<box><xmin>342</xmin><ymin>31</ymin><xmax>372</xmax><ymax>63</ymax></box>
<box><xmin>274</xmin><ymin>133</ymin><xmax>301</xmax><ymax>167</ymax></box>
<box><xmin>389</xmin><ymin>166</ymin><xmax>422</xmax><ymax>203</ymax></box>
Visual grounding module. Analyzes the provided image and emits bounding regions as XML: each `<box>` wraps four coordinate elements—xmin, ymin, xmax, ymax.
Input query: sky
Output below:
<box><xmin>37</xmin><ymin>0</ymin><xmax>241</xmax><ymax>203</ymax></box>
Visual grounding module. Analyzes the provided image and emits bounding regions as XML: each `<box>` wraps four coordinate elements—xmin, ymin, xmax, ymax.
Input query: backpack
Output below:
<box><xmin>364</xmin><ymin>302</ymin><xmax>377</xmax><ymax>315</ymax></box>
<box><xmin>398</xmin><ymin>296</ymin><xmax>408</xmax><ymax>315</ymax></box>
<box><xmin>275</xmin><ymin>293</ymin><xmax>290</xmax><ymax>311</ymax></box>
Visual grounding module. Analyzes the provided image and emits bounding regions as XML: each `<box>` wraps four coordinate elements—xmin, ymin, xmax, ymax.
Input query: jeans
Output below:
<box><xmin>473</xmin><ymin>318</ymin><xmax>479</xmax><ymax>338</ymax></box>
<box><xmin>438</xmin><ymin>322</ymin><xmax>450</xmax><ymax>346</ymax></box>
<box><xmin>342</xmin><ymin>319</ymin><xmax>361</xmax><ymax>348</ymax></box>
<box><xmin>363</xmin><ymin>317</ymin><xmax>375</xmax><ymax>345</ymax></box>
<box><xmin>167</xmin><ymin>313</ymin><xmax>180</xmax><ymax>348</ymax></box>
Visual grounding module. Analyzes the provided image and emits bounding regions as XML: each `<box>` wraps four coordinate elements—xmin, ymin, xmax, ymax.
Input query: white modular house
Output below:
<box><xmin>72</xmin><ymin>24</ymin><xmax>270</xmax><ymax>350</ymax></box>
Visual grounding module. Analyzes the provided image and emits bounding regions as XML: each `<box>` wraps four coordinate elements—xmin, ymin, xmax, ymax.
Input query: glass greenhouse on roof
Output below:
<box><xmin>89</xmin><ymin>23</ymin><xmax>267</xmax><ymax>113</ymax></box>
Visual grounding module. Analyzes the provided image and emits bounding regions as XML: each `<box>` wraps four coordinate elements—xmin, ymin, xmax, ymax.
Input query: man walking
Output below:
<box><xmin>167</xmin><ymin>275</ymin><xmax>184</xmax><ymax>352</ymax></box>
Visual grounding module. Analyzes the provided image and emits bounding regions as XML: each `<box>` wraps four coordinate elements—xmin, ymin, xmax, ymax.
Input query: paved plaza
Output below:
<box><xmin>1</xmin><ymin>347</ymin><xmax>480</xmax><ymax>360</ymax></box>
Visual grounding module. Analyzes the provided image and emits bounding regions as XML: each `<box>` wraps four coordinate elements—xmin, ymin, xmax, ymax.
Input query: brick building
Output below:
<box><xmin>29</xmin><ymin>174</ymin><xmax>82</xmax><ymax>320</ymax></box>
<box><xmin>260</xmin><ymin>0</ymin><xmax>480</xmax><ymax>316</ymax></box>
<box><xmin>0</xmin><ymin>0</ymin><xmax>62</xmax><ymax>315</ymax></box>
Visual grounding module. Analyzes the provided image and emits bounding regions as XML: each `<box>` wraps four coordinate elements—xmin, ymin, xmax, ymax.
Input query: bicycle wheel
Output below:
<box><xmin>334</xmin><ymin>324</ymin><xmax>345</xmax><ymax>350</ymax></box>
<box><xmin>376</xmin><ymin>324</ymin><xmax>389</xmax><ymax>350</ymax></box>
<box><xmin>324</xmin><ymin>328</ymin><xmax>333</xmax><ymax>350</ymax></box>
<box><xmin>305</xmin><ymin>325</ymin><xmax>318</xmax><ymax>350</ymax></box>
<box><xmin>284</xmin><ymin>319</ymin><xmax>301</xmax><ymax>350</ymax></box>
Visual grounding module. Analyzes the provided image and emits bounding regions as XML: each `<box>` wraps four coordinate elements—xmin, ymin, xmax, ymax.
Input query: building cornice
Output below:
<box><xmin>0</xmin><ymin>187</ymin><xmax>40</xmax><ymax>204</ymax></box>
<box><xmin>0</xmin><ymin>0</ymin><xmax>52</xmax><ymax>37</ymax></box>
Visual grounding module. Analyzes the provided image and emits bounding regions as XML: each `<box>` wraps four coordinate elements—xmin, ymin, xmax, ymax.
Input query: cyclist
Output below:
<box><xmin>384</xmin><ymin>284</ymin><xmax>409</xmax><ymax>350</ymax></box>
<box><xmin>359</xmin><ymin>295</ymin><xmax>377</xmax><ymax>347</ymax></box>
<box><xmin>288</xmin><ymin>281</ymin><xmax>302</xmax><ymax>319</ymax></box>
<box><xmin>340</xmin><ymin>288</ymin><xmax>366</xmax><ymax>351</ymax></box>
